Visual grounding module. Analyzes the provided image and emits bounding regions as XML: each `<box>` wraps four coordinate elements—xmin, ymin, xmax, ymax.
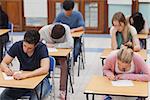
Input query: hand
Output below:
<box><xmin>13</xmin><ymin>72</ymin><xmax>25</xmax><ymax>80</ymax></box>
<box><xmin>71</xmin><ymin>29</ymin><xmax>75</xmax><ymax>33</ymax></box>
<box><xmin>47</xmin><ymin>43</ymin><xmax>55</xmax><ymax>48</ymax></box>
<box><xmin>124</xmin><ymin>41</ymin><xmax>133</xmax><ymax>48</ymax></box>
<box><xmin>115</xmin><ymin>74</ymin><xmax>123</xmax><ymax>80</ymax></box>
<box><xmin>107</xmin><ymin>75</ymin><xmax>115</xmax><ymax>81</ymax></box>
<box><xmin>4</xmin><ymin>68</ymin><xmax>14</xmax><ymax>76</ymax></box>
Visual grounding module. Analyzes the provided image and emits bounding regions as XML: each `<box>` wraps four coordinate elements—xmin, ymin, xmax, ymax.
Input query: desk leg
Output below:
<box><xmin>92</xmin><ymin>94</ymin><xmax>94</xmax><ymax>100</ymax></box>
<box><xmin>34</xmin><ymin>89</ymin><xmax>40</xmax><ymax>100</ymax></box>
<box><xmin>101</xmin><ymin>58</ymin><xmax>104</xmax><ymax>66</ymax></box>
<box><xmin>86</xmin><ymin>94</ymin><xmax>89</xmax><ymax>100</ymax></box>
<box><xmin>40</xmin><ymin>80</ymin><xmax>43</xmax><ymax>100</ymax></box>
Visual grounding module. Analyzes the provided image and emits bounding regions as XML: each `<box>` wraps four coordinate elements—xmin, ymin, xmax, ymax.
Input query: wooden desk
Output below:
<box><xmin>0</xmin><ymin>71</ymin><xmax>47</xmax><ymax>89</ymax></box>
<box><xmin>48</xmin><ymin>48</ymin><xmax>73</xmax><ymax>99</ymax></box>
<box><xmin>84</xmin><ymin>76</ymin><xmax>148</xmax><ymax>100</ymax></box>
<box><xmin>0</xmin><ymin>71</ymin><xmax>47</xmax><ymax>100</ymax></box>
<box><xmin>0</xmin><ymin>29</ymin><xmax>10</xmax><ymax>36</ymax></box>
<box><xmin>49</xmin><ymin>48</ymin><xmax>72</xmax><ymax>57</ymax></box>
<box><xmin>71</xmin><ymin>31</ymin><xmax>84</xmax><ymax>38</ymax></box>
<box><xmin>137</xmin><ymin>34</ymin><xmax>148</xmax><ymax>39</ymax></box>
<box><xmin>100</xmin><ymin>48</ymin><xmax>147</xmax><ymax>65</ymax></box>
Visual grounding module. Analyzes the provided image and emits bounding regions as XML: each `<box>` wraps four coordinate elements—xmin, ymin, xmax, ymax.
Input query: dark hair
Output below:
<box><xmin>51</xmin><ymin>24</ymin><xmax>65</xmax><ymax>39</ymax></box>
<box><xmin>63</xmin><ymin>0</ymin><xmax>74</xmax><ymax>10</ymax></box>
<box><xmin>24</xmin><ymin>30</ymin><xmax>40</xmax><ymax>45</ymax></box>
<box><xmin>112</xmin><ymin>12</ymin><xmax>127</xmax><ymax>26</ymax></box>
<box><xmin>129</xmin><ymin>12</ymin><xmax>145</xmax><ymax>33</ymax></box>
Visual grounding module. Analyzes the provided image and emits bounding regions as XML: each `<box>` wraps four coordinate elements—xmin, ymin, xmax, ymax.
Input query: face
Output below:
<box><xmin>113</xmin><ymin>20</ymin><xmax>125</xmax><ymax>32</ymax></box>
<box><xmin>23</xmin><ymin>41</ymin><xmax>36</xmax><ymax>54</ymax></box>
<box><xmin>117</xmin><ymin>60</ymin><xmax>131</xmax><ymax>72</ymax></box>
<box><xmin>64</xmin><ymin>10</ymin><xmax>72</xmax><ymax>16</ymax></box>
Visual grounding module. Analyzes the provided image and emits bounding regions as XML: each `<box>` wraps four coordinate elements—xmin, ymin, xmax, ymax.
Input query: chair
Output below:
<box><xmin>20</xmin><ymin>56</ymin><xmax>56</xmax><ymax>100</ymax></box>
<box><xmin>3</xmin><ymin>22</ymin><xmax>13</xmax><ymax>55</ymax></box>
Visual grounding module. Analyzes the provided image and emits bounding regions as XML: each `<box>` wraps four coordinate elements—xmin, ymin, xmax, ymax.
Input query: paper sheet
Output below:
<box><xmin>48</xmin><ymin>48</ymin><xmax>58</xmax><ymax>52</ymax></box>
<box><xmin>111</xmin><ymin>80</ymin><xmax>134</xmax><ymax>86</ymax></box>
<box><xmin>2</xmin><ymin>72</ymin><xmax>14</xmax><ymax>80</ymax></box>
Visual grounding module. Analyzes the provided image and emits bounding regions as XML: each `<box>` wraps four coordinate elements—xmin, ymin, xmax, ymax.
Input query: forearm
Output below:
<box><xmin>111</xmin><ymin>34</ymin><xmax>117</xmax><ymax>49</ymax></box>
<box><xmin>71</xmin><ymin>26</ymin><xmax>84</xmax><ymax>32</ymax></box>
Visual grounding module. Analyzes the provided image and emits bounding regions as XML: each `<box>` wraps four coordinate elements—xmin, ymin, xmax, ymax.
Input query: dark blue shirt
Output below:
<box><xmin>8</xmin><ymin>41</ymin><xmax>49</xmax><ymax>71</ymax></box>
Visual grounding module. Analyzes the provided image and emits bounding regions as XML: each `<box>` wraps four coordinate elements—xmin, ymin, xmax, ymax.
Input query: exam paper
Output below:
<box><xmin>111</xmin><ymin>80</ymin><xmax>134</xmax><ymax>86</ymax></box>
<box><xmin>48</xmin><ymin>48</ymin><xmax>58</xmax><ymax>52</ymax></box>
<box><xmin>2</xmin><ymin>72</ymin><xmax>14</xmax><ymax>80</ymax></box>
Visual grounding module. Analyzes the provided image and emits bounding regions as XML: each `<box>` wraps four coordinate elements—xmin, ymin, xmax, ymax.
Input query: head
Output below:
<box><xmin>23</xmin><ymin>30</ymin><xmax>40</xmax><ymax>53</ymax></box>
<box><xmin>51</xmin><ymin>24</ymin><xmax>65</xmax><ymax>40</ymax></box>
<box><xmin>112</xmin><ymin>12</ymin><xmax>127</xmax><ymax>32</ymax></box>
<box><xmin>129</xmin><ymin>12</ymin><xmax>145</xmax><ymax>33</ymax></box>
<box><xmin>117</xmin><ymin>47</ymin><xmax>133</xmax><ymax>72</ymax></box>
<box><xmin>63</xmin><ymin>0</ymin><xmax>74</xmax><ymax>16</ymax></box>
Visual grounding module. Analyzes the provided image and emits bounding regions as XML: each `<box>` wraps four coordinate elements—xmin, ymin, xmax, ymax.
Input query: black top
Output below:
<box><xmin>8</xmin><ymin>41</ymin><xmax>49</xmax><ymax>71</ymax></box>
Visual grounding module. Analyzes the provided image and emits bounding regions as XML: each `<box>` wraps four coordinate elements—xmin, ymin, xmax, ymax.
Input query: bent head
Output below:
<box><xmin>117</xmin><ymin>48</ymin><xmax>133</xmax><ymax>72</ymax></box>
<box><xmin>63</xmin><ymin>0</ymin><xmax>74</xmax><ymax>16</ymax></box>
<box><xmin>23</xmin><ymin>30</ymin><xmax>40</xmax><ymax>54</ymax></box>
<box><xmin>112</xmin><ymin>12</ymin><xmax>127</xmax><ymax>32</ymax></box>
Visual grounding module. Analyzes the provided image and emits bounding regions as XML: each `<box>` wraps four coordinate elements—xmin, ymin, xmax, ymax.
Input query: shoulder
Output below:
<box><xmin>61</xmin><ymin>23</ymin><xmax>70</xmax><ymax>30</ymax></box>
<box><xmin>110</xmin><ymin>26</ymin><xmax>117</xmax><ymax>34</ymax></box>
<box><xmin>128</xmin><ymin>24</ymin><xmax>137</xmax><ymax>35</ymax></box>
<box><xmin>106</xmin><ymin>51</ymin><xmax>117</xmax><ymax>61</ymax></box>
<box><xmin>56</xmin><ymin>12</ymin><xmax>65</xmax><ymax>17</ymax></box>
<box><xmin>73</xmin><ymin>11</ymin><xmax>82</xmax><ymax>16</ymax></box>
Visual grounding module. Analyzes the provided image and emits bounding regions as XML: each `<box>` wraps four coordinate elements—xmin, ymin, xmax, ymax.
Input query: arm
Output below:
<box><xmin>71</xmin><ymin>26</ymin><xmax>84</xmax><ymax>33</ymax></box>
<box><xmin>13</xmin><ymin>57</ymin><xmax>49</xmax><ymax>80</ymax></box>
<box><xmin>140</xmin><ymin>19</ymin><xmax>149</xmax><ymax>34</ymax></box>
<box><xmin>110</xmin><ymin>26</ymin><xmax>118</xmax><ymax>50</ymax></box>
<box><xmin>103</xmin><ymin>54</ymin><xmax>116</xmax><ymax>80</ymax></box>
<box><xmin>130</xmin><ymin>26</ymin><xmax>141</xmax><ymax>52</ymax></box>
<box><xmin>0</xmin><ymin>54</ymin><xmax>14</xmax><ymax>76</ymax></box>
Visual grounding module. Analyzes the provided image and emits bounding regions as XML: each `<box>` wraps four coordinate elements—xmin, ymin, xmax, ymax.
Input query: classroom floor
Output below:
<box><xmin>1</xmin><ymin>32</ymin><xmax>150</xmax><ymax>100</ymax></box>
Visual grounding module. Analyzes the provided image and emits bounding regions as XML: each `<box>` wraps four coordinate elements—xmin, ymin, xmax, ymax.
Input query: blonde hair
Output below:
<box><xmin>112</xmin><ymin>12</ymin><xmax>127</xmax><ymax>26</ymax></box>
<box><xmin>117</xmin><ymin>47</ymin><xmax>133</xmax><ymax>64</ymax></box>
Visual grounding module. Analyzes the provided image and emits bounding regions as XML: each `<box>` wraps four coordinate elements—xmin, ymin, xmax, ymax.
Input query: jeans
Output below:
<box><xmin>73</xmin><ymin>38</ymin><xmax>81</xmax><ymax>62</ymax></box>
<box><xmin>0</xmin><ymin>78</ymin><xmax>51</xmax><ymax>100</ymax></box>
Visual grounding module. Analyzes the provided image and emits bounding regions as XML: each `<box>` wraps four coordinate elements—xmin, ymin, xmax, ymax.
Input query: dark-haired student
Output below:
<box><xmin>0</xmin><ymin>30</ymin><xmax>51</xmax><ymax>100</ymax></box>
<box><xmin>54</xmin><ymin>0</ymin><xmax>85</xmax><ymax>64</ymax></box>
<box><xmin>39</xmin><ymin>23</ymin><xmax>73</xmax><ymax>99</ymax></box>
<box><xmin>0</xmin><ymin>3</ymin><xmax>9</xmax><ymax>62</ymax></box>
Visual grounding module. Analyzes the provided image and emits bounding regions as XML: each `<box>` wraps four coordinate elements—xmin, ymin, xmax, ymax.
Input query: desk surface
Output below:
<box><xmin>100</xmin><ymin>48</ymin><xmax>147</xmax><ymax>60</ymax></box>
<box><xmin>0</xmin><ymin>29</ymin><xmax>10</xmax><ymax>36</ymax></box>
<box><xmin>72</xmin><ymin>31</ymin><xmax>84</xmax><ymax>37</ymax></box>
<box><xmin>137</xmin><ymin>34</ymin><xmax>148</xmax><ymax>39</ymax></box>
<box><xmin>0</xmin><ymin>71</ymin><xmax>47</xmax><ymax>89</ymax></box>
<box><xmin>84</xmin><ymin>76</ymin><xmax>148</xmax><ymax>97</ymax></box>
<box><xmin>49</xmin><ymin>48</ymin><xmax>72</xmax><ymax>57</ymax></box>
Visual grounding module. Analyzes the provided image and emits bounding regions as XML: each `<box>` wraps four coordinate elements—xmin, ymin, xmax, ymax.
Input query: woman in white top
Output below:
<box><xmin>110</xmin><ymin>12</ymin><xmax>141</xmax><ymax>52</ymax></box>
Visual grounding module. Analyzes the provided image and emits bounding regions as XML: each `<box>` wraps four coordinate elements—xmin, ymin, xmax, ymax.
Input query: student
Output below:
<box><xmin>0</xmin><ymin>3</ymin><xmax>9</xmax><ymax>62</ymax></box>
<box><xmin>129</xmin><ymin>12</ymin><xmax>149</xmax><ymax>48</ymax></box>
<box><xmin>0</xmin><ymin>30</ymin><xmax>50</xmax><ymax>100</ymax></box>
<box><xmin>103</xmin><ymin>47</ymin><xmax>150</xmax><ymax>81</ymax></box>
<box><xmin>129</xmin><ymin>12</ymin><xmax>149</xmax><ymax>34</ymax></box>
<box><xmin>54</xmin><ymin>0</ymin><xmax>85</xmax><ymax>62</ymax></box>
<box><xmin>39</xmin><ymin>23</ymin><xmax>73</xmax><ymax>99</ymax></box>
<box><xmin>110</xmin><ymin>12</ymin><xmax>140</xmax><ymax>52</ymax></box>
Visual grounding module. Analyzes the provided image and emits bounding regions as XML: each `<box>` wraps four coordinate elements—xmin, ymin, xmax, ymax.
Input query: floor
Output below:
<box><xmin>2</xmin><ymin>32</ymin><xmax>150</xmax><ymax>100</ymax></box>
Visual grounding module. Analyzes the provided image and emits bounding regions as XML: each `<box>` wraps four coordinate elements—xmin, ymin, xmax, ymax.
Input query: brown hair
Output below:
<box><xmin>117</xmin><ymin>47</ymin><xmax>133</xmax><ymax>64</ymax></box>
<box><xmin>112</xmin><ymin>12</ymin><xmax>127</xmax><ymax>26</ymax></box>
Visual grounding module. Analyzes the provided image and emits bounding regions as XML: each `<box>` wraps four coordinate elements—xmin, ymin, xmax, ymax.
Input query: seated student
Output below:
<box><xmin>54</xmin><ymin>0</ymin><xmax>85</xmax><ymax>62</ymax></box>
<box><xmin>0</xmin><ymin>30</ymin><xmax>51</xmax><ymax>100</ymax></box>
<box><xmin>129</xmin><ymin>12</ymin><xmax>149</xmax><ymax>34</ymax></box>
<box><xmin>39</xmin><ymin>23</ymin><xmax>73</xmax><ymax>99</ymax></box>
<box><xmin>0</xmin><ymin>3</ymin><xmax>9</xmax><ymax>62</ymax></box>
<box><xmin>129</xmin><ymin>12</ymin><xmax>149</xmax><ymax>48</ymax></box>
<box><xmin>103</xmin><ymin>47</ymin><xmax>150</xmax><ymax>100</ymax></box>
<box><xmin>110</xmin><ymin>12</ymin><xmax>141</xmax><ymax>52</ymax></box>
<box><xmin>103</xmin><ymin>47</ymin><xmax>150</xmax><ymax>81</ymax></box>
